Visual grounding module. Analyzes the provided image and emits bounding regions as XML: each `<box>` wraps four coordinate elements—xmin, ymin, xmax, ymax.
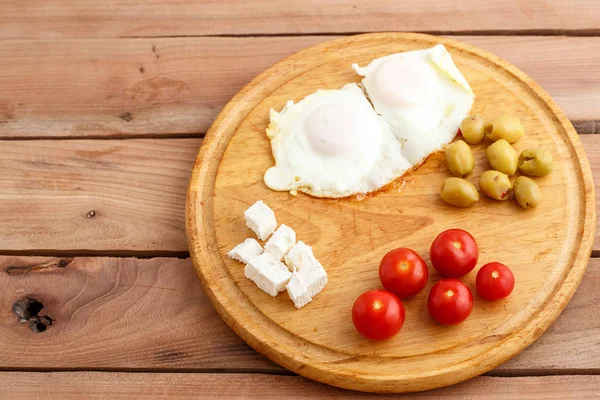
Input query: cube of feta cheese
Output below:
<box><xmin>244</xmin><ymin>252</ymin><xmax>292</xmax><ymax>297</ymax></box>
<box><xmin>244</xmin><ymin>200</ymin><xmax>277</xmax><ymax>241</ymax></box>
<box><xmin>227</xmin><ymin>238</ymin><xmax>263</xmax><ymax>264</ymax></box>
<box><xmin>264</xmin><ymin>224</ymin><xmax>296</xmax><ymax>261</ymax></box>
<box><xmin>284</xmin><ymin>240</ymin><xmax>313</xmax><ymax>272</ymax></box>
<box><xmin>297</xmin><ymin>260</ymin><xmax>328</xmax><ymax>298</ymax></box>
<box><xmin>284</xmin><ymin>241</ymin><xmax>328</xmax><ymax>308</ymax></box>
<box><xmin>286</xmin><ymin>273</ymin><xmax>312</xmax><ymax>309</ymax></box>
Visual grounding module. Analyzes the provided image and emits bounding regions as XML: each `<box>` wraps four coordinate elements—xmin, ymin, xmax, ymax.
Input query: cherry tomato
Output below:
<box><xmin>379</xmin><ymin>248</ymin><xmax>429</xmax><ymax>298</ymax></box>
<box><xmin>430</xmin><ymin>229</ymin><xmax>479</xmax><ymax>278</ymax></box>
<box><xmin>427</xmin><ymin>279</ymin><xmax>473</xmax><ymax>325</ymax></box>
<box><xmin>352</xmin><ymin>290</ymin><xmax>405</xmax><ymax>340</ymax></box>
<box><xmin>476</xmin><ymin>262</ymin><xmax>515</xmax><ymax>301</ymax></box>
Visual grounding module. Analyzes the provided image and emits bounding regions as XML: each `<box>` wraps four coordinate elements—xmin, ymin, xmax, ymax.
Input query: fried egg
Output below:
<box><xmin>353</xmin><ymin>44</ymin><xmax>474</xmax><ymax>165</ymax></box>
<box><xmin>263</xmin><ymin>83</ymin><xmax>411</xmax><ymax>198</ymax></box>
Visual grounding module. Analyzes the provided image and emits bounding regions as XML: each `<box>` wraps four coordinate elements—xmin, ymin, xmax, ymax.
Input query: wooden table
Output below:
<box><xmin>1</xmin><ymin>2</ymin><xmax>600</xmax><ymax>398</ymax></box>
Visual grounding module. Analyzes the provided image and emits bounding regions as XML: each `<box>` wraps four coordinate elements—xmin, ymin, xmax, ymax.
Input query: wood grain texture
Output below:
<box><xmin>0</xmin><ymin>139</ymin><xmax>199</xmax><ymax>253</ymax></box>
<box><xmin>0</xmin><ymin>256</ymin><xmax>599</xmax><ymax>372</ymax></box>
<box><xmin>0</xmin><ymin>37</ymin><xmax>327</xmax><ymax>138</ymax></box>
<box><xmin>1</xmin><ymin>0</ymin><xmax>599</xmax><ymax>38</ymax></box>
<box><xmin>0</xmin><ymin>256</ymin><xmax>275</xmax><ymax>371</ymax></box>
<box><xmin>0</xmin><ymin>372</ymin><xmax>599</xmax><ymax>399</ymax></box>
<box><xmin>187</xmin><ymin>33</ymin><xmax>595</xmax><ymax>392</ymax></box>
<box><xmin>500</xmin><ymin>257</ymin><xmax>600</xmax><ymax>372</ymax></box>
<box><xmin>1</xmin><ymin>36</ymin><xmax>599</xmax><ymax>138</ymax></box>
<box><xmin>0</xmin><ymin>136</ymin><xmax>598</xmax><ymax>254</ymax></box>
<box><xmin>582</xmin><ymin>135</ymin><xmax>600</xmax><ymax>253</ymax></box>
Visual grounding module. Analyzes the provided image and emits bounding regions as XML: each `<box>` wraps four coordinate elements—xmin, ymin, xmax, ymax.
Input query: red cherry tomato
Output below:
<box><xmin>430</xmin><ymin>229</ymin><xmax>479</xmax><ymax>278</ymax></box>
<box><xmin>352</xmin><ymin>290</ymin><xmax>405</xmax><ymax>340</ymax></box>
<box><xmin>476</xmin><ymin>262</ymin><xmax>515</xmax><ymax>300</ymax></box>
<box><xmin>427</xmin><ymin>279</ymin><xmax>473</xmax><ymax>325</ymax></box>
<box><xmin>379</xmin><ymin>248</ymin><xmax>429</xmax><ymax>298</ymax></box>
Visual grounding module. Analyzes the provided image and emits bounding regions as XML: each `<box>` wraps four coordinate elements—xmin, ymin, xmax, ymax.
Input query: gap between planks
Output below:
<box><xmin>0</xmin><ymin>121</ymin><xmax>596</xmax><ymax>141</ymax></box>
<box><xmin>1</xmin><ymin>366</ymin><xmax>599</xmax><ymax>378</ymax></box>
<box><xmin>126</xmin><ymin>29</ymin><xmax>600</xmax><ymax>39</ymax></box>
<box><xmin>0</xmin><ymin>133</ymin><xmax>205</xmax><ymax>141</ymax></box>
<box><xmin>6</xmin><ymin>30</ymin><xmax>600</xmax><ymax>40</ymax></box>
<box><xmin>0</xmin><ymin>249</ymin><xmax>190</xmax><ymax>259</ymax></box>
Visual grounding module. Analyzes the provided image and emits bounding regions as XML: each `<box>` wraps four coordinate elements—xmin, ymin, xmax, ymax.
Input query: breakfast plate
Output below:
<box><xmin>186</xmin><ymin>33</ymin><xmax>595</xmax><ymax>393</ymax></box>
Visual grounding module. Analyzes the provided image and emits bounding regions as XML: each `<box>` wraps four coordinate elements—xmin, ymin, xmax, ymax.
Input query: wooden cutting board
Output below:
<box><xmin>186</xmin><ymin>33</ymin><xmax>595</xmax><ymax>393</ymax></box>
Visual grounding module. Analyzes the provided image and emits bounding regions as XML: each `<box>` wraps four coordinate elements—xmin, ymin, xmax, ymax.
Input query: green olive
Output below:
<box><xmin>479</xmin><ymin>170</ymin><xmax>512</xmax><ymax>200</ymax></box>
<box><xmin>486</xmin><ymin>139</ymin><xmax>518</xmax><ymax>176</ymax></box>
<box><xmin>513</xmin><ymin>176</ymin><xmax>541</xmax><ymax>209</ymax></box>
<box><xmin>440</xmin><ymin>177</ymin><xmax>479</xmax><ymax>207</ymax></box>
<box><xmin>460</xmin><ymin>115</ymin><xmax>486</xmax><ymax>145</ymax></box>
<box><xmin>445</xmin><ymin>140</ymin><xmax>474</xmax><ymax>177</ymax></box>
<box><xmin>518</xmin><ymin>148</ymin><xmax>553</xmax><ymax>177</ymax></box>
<box><xmin>486</xmin><ymin>116</ymin><xmax>524</xmax><ymax>143</ymax></box>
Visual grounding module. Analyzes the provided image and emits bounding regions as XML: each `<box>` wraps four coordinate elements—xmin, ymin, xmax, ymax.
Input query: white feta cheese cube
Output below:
<box><xmin>244</xmin><ymin>256</ymin><xmax>262</xmax><ymax>281</ymax></box>
<box><xmin>286</xmin><ymin>273</ymin><xmax>312</xmax><ymax>309</ymax></box>
<box><xmin>284</xmin><ymin>240</ymin><xmax>314</xmax><ymax>271</ymax></box>
<box><xmin>228</xmin><ymin>238</ymin><xmax>263</xmax><ymax>264</ymax></box>
<box><xmin>244</xmin><ymin>252</ymin><xmax>292</xmax><ymax>297</ymax></box>
<box><xmin>244</xmin><ymin>201</ymin><xmax>277</xmax><ymax>241</ymax></box>
<box><xmin>298</xmin><ymin>261</ymin><xmax>328</xmax><ymax>298</ymax></box>
<box><xmin>264</xmin><ymin>224</ymin><xmax>296</xmax><ymax>261</ymax></box>
<box><xmin>284</xmin><ymin>241</ymin><xmax>328</xmax><ymax>307</ymax></box>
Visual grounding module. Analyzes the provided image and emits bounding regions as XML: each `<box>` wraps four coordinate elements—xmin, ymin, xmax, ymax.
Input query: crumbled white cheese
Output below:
<box><xmin>227</xmin><ymin>238</ymin><xmax>263</xmax><ymax>264</ymax></box>
<box><xmin>244</xmin><ymin>200</ymin><xmax>277</xmax><ymax>241</ymax></box>
<box><xmin>244</xmin><ymin>252</ymin><xmax>292</xmax><ymax>297</ymax></box>
<box><xmin>264</xmin><ymin>224</ymin><xmax>296</xmax><ymax>261</ymax></box>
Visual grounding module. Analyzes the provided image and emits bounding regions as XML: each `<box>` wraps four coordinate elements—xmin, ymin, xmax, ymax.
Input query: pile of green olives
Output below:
<box><xmin>440</xmin><ymin>114</ymin><xmax>553</xmax><ymax>210</ymax></box>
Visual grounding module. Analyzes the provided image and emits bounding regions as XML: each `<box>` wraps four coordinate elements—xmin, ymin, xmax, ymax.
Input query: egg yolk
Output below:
<box><xmin>372</xmin><ymin>57</ymin><xmax>436</xmax><ymax>107</ymax></box>
<box><xmin>305</xmin><ymin>103</ymin><xmax>359</xmax><ymax>155</ymax></box>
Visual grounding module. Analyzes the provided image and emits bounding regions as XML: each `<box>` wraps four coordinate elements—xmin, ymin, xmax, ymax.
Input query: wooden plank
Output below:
<box><xmin>0</xmin><ymin>37</ymin><xmax>327</xmax><ymax>139</ymax></box>
<box><xmin>0</xmin><ymin>256</ymin><xmax>276</xmax><ymax>370</ymax></box>
<box><xmin>0</xmin><ymin>139</ymin><xmax>200</xmax><ymax>253</ymax></box>
<box><xmin>0</xmin><ymin>255</ymin><xmax>598</xmax><ymax>372</ymax></box>
<box><xmin>0</xmin><ymin>372</ymin><xmax>598</xmax><ymax>398</ymax></box>
<box><xmin>1</xmin><ymin>1</ymin><xmax>599</xmax><ymax>39</ymax></box>
<box><xmin>581</xmin><ymin>135</ymin><xmax>600</xmax><ymax>253</ymax></box>
<box><xmin>0</xmin><ymin>36</ymin><xmax>599</xmax><ymax>138</ymax></box>
<box><xmin>0</xmin><ymin>135</ymin><xmax>598</xmax><ymax>253</ymax></box>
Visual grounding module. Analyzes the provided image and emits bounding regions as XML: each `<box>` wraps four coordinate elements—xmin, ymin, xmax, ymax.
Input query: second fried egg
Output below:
<box><xmin>263</xmin><ymin>83</ymin><xmax>411</xmax><ymax>198</ymax></box>
<box><xmin>353</xmin><ymin>44</ymin><xmax>475</xmax><ymax>166</ymax></box>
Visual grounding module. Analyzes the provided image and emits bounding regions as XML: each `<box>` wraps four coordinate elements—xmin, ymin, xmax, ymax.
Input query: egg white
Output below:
<box><xmin>263</xmin><ymin>83</ymin><xmax>411</xmax><ymax>198</ymax></box>
<box><xmin>353</xmin><ymin>44</ymin><xmax>475</xmax><ymax>166</ymax></box>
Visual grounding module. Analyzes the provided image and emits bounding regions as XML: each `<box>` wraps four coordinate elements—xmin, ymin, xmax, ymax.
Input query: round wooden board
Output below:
<box><xmin>186</xmin><ymin>33</ymin><xmax>595</xmax><ymax>393</ymax></box>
